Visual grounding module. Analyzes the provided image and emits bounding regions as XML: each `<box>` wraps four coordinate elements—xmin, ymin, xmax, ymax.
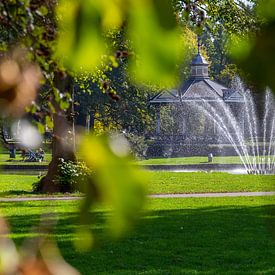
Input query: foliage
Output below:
<box><xmin>74</xmin><ymin>64</ymin><xmax>154</xmax><ymax>135</ymax></box>
<box><xmin>32</xmin><ymin>159</ymin><xmax>92</xmax><ymax>194</ymax></box>
<box><xmin>229</xmin><ymin>0</ymin><xmax>275</xmax><ymax>91</ymax></box>
<box><xmin>56</xmin><ymin>0</ymin><xmax>185</xmax><ymax>88</ymax></box>
<box><xmin>55</xmin><ymin>159</ymin><xmax>93</xmax><ymax>193</ymax></box>
<box><xmin>175</xmin><ymin>0</ymin><xmax>259</xmax><ymax>34</ymax></box>
<box><xmin>175</xmin><ymin>0</ymin><xmax>260</xmax><ymax>86</ymax></box>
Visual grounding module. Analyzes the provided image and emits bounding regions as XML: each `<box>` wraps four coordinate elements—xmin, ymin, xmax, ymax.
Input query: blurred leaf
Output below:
<box><xmin>53</xmin><ymin>88</ymin><xmax>61</xmax><ymax>102</ymax></box>
<box><xmin>45</xmin><ymin>115</ymin><xmax>54</xmax><ymax>130</ymax></box>
<box><xmin>26</xmin><ymin>102</ymin><xmax>37</xmax><ymax>114</ymax></box>
<box><xmin>257</xmin><ymin>0</ymin><xmax>275</xmax><ymax>21</ymax></box>
<box><xmin>38</xmin><ymin>5</ymin><xmax>48</xmax><ymax>16</ymax></box>
<box><xmin>79</xmin><ymin>134</ymin><xmax>147</xmax><ymax>238</ymax></box>
<box><xmin>229</xmin><ymin>34</ymin><xmax>253</xmax><ymax>61</ymax></box>
<box><xmin>37</xmin><ymin>122</ymin><xmax>45</xmax><ymax>134</ymax></box>
<box><xmin>56</xmin><ymin>0</ymin><xmax>124</xmax><ymax>72</ymax></box>
<box><xmin>127</xmin><ymin>0</ymin><xmax>184</xmax><ymax>87</ymax></box>
<box><xmin>48</xmin><ymin>101</ymin><xmax>56</xmax><ymax>114</ymax></box>
<box><xmin>229</xmin><ymin>1</ymin><xmax>275</xmax><ymax>91</ymax></box>
<box><xmin>152</xmin><ymin>0</ymin><xmax>177</xmax><ymax>30</ymax></box>
<box><xmin>60</xmin><ymin>99</ymin><xmax>70</xmax><ymax>111</ymax></box>
<box><xmin>74</xmin><ymin>226</ymin><xmax>94</xmax><ymax>251</ymax></box>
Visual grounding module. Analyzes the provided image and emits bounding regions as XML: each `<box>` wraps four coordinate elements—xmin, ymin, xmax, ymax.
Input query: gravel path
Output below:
<box><xmin>0</xmin><ymin>191</ymin><xmax>275</xmax><ymax>202</ymax></box>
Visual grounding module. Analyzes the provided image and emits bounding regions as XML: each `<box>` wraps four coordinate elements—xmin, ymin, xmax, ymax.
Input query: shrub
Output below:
<box><xmin>56</xmin><ymin>159</ymin><xmax>93</xmax><ymax>192</ymax></box>
<box><xmin>33</xmin><ymin>159</ymin><xmax>93</xmax><ymax>193</ymax></box>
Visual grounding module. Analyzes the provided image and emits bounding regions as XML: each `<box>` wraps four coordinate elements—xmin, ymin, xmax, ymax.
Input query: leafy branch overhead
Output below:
<box><xmin>56</xmin><ymin>0</ymin><xmax>185</xmax><ymax>88</ymax></box>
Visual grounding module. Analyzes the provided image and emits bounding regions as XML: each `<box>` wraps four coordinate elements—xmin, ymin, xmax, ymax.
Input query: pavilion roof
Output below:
<box><xmin>150</xmin><ymin>48</ymin><xmax>244</xmax><ymax>104</ymax></box>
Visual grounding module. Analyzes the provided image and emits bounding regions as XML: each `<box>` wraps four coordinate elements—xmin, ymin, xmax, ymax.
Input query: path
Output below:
<box><xmin>0</xmin><ymin>191</ymin><xmax>275</xmax><ymax>202</ymax></box>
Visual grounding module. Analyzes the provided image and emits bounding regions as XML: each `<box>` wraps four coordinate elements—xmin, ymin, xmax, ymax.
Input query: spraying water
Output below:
<box><xmin>188</xmin><ymin>79</ymin><xmax>275</xmax><ymax>175</ymax></box>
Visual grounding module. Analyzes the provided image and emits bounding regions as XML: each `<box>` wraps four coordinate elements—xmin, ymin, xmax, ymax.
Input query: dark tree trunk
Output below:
<box><xmin>89</xmin><ymin>109</ymin><xmax>95</xmax><ymax>131</ymax></box>
<box><xmin>40</xmin><ymin>72</ymin><xmax>76</xmax><ymax>193</ymax></box>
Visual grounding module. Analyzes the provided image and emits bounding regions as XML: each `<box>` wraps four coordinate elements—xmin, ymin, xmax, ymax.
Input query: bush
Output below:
<box><xmin>33</xmin><ymin>159</ymin><xmax>93</xmax><ymax>193</ymax></box>
<box><xmin>56</xmin><ymin>159</ymin><xmax>93</xmax><ymax>192</ymax></box>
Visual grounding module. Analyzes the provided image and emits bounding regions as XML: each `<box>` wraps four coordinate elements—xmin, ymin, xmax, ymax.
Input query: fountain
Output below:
<box><xmin>191</xmin><ymin>79</ymin><xmax>275</xmax><ymax>175</ymax></box>
<box><xmin>149</xmin><ymin>45</ymin><xmax>275</xmax><ymax>175</ymax></box>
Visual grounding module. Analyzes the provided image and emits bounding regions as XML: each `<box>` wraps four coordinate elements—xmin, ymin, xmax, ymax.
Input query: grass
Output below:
<box><xmin>139</xmin><ymin>156</ymin><xmax>268</xmax><ymax>165</ymax></box>
<box><xmin>1</xmin><ymin>196</ymin><xmax>275</xmax><ymax>274</ymax></box>
<box><xmin>0</xmin><ymin>174</ymin><xmax>38</xmax><ymax>196</ymax></box>
<box><xmin>147</xmin><ymin>171</ymin><xmax>275</xmax><ymax>194</ymax></box>
<box><xmin>0</xmin><ymin>154</ymin><xmax>264</xmax><ymax>166</ymax></box>
<box><xmin>0</xmin><ymin>171</ymin><xmax>274</xmax><ymax>197</ymax></box>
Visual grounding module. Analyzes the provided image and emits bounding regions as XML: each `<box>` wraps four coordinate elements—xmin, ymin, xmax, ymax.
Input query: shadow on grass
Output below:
<box><xmin>4</xmin><ymin>204</ymin><xmax>275</xmax><ymax>274</ymax></box>
<box><xmin>0</xmin><ymin>190</ymin><xmax>35</xmax><ymax>196</ymax></box>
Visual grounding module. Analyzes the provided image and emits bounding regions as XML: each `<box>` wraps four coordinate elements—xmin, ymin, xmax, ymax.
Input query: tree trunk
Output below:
<box><xmin>90</xmin><ymin>109</ymin><xmax>95</xmax><ymax>131</ymax></box>
<box><xmin>40</xmin><ymin>72</ymin><xmax>76</xmax><ymax>193</ymax></box>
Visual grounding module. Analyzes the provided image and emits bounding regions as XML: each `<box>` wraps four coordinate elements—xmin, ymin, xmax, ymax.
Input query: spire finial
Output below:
<box><xmin>197</xmin><ymin>35</ymin><xmax>202</xmax><ymax>54</ymax></box>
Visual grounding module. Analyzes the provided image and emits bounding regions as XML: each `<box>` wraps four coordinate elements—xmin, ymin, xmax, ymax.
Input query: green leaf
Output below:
<box><xmin>229</xmin><ymin>34</ymin><xmax>253</xmax><ymax>61</ymax></box>
<box><xmin>53</xmin><ymin>88</ymin><xmax>61</xmax><ymax>102</ymax></box>
<box><xmin>60</xmin><ymin>99</ymin><xmax>70</xmax><ymax>111</ymax></box>
<box><xmin>79</xmin><ymin>134</ymin><xmax>147</xmax><ymax>238</ymax></box>
<box><xmin>152</xmin><ymin>0</ymin><xmax>177</xmax><ymax>30</ymax></box>
<box><xmin>127</xmin><ymin>0</ymin><xmax>184</xmax><ymax>88</ymax></box>
<box><xmin>38</xmin><ymin>6</ymin><xmax>48</xmax><ymax>16</ymax></box>
<box><xmin>45</xmin><ymin>115</ymin><xmax>54</xmax><ymax>130</ymax></box>
<box><xmin>37</xmin><ymin>122</ymin><xmax>45</xmax><ymax>134</ymax></box>
<box><xmin>56</xmin><ymin>0</ymin><xmax>124</xmax><ymax>72</ymax></box>
<box><xmin>257</xmin><ymin>0</ymin><xmax>275</xmax><ymax>20</ymax></box>
<box><xmin>48</xmin><ymin>102</ymin><xmax>56</xmax><ymax>114</ymax></box>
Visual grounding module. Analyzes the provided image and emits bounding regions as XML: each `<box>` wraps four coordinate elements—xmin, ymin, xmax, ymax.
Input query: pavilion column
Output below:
<box><xmin>156</xmin><ymin>104</ymin><xmax>161</xmax><ymax>135</ymax></box>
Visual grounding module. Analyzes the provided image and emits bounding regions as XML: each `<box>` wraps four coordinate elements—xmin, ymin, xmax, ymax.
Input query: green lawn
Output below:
<box><xmin>0</xmin><ymin>172</ymin><xmax>274</xmax><ymax>197</ymax></box>
<box><xmin>147</xmin><ymin>171</ymin><xmax>275</xmax><ymax>194</ymax></box>
<box><xmin>139</xmin><ymin>156</ymin><xmax>266</xmax><ymax>165</ymax></box>
<box><xmin>0</xmin><ymin>174</ymin><xmax>43</xmax><ymax>196</ymax></box>
<box><xmin>1</xmin><ymin>196</ymin><xmax>275</xmax><ymax>274</ymax></box>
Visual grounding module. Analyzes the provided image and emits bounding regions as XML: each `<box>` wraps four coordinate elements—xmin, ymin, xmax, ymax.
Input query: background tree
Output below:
<box><xmin>174</xmin><ymin>0</ymin><xmax>260</xmax><ymax>86</ymax></box>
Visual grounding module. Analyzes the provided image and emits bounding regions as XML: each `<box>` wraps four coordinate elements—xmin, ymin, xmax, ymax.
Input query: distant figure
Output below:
<box><xmin>21</xmin><ymin>148</ymin><xmax>44</xmax><ymax>162</ymax></box>
<box><xmin>9</xmin><ymin>146</ymin><xmax>16</xmax><ymax>158</ymax></box>
<box><xmin>208</xmin><ymin>153</ymin><xmax>213</xmax><ymax>163</ymax></box>
<box><xmin>36</xmin><ymin>148</ymin><xmax>45</xmax><ymax>162</ymax></box>
<box><xmin>27</xmin><ymin>150</ymin><xmax>37</xmax><ymax>162</ymax></box>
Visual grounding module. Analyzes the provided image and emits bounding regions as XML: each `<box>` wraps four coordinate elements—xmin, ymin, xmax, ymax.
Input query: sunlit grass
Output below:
<box><xmin>0</xmin><ymin>172</ymin><xmax>274</xmax><ymax>197</ymax></box>
<box><xmin>1</xmin><ymin>196</ymin><xmax>275</xmax><ymax>274</ymax></box>
<box><xmin>146</xmin><ymin>171</ymin><xmax>275</xmax><ymax>194</ymax></box>
<box><xmin>0</xmin><ymin>174</ymin><xmax>38</xmax><ymax>196</ymax></box>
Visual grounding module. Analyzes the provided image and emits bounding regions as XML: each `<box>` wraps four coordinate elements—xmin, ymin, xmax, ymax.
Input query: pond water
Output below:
<box><xmin>170</xmin><ymin>169</ymin><xmax>250</xmax><ymax>174</ymax></box>
<box><xmin>0</xmin><ymin>169</ymin><xmax>46</xmax><ymax>176</ymax></box>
